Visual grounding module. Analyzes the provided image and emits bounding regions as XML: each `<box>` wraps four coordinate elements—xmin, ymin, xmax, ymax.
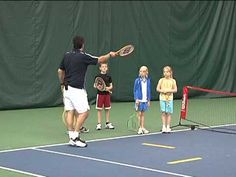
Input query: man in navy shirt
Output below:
<box><xmin>58</xmin><ymin>35</ymin><xmax>117</xmax><ymax>147</ymax></box>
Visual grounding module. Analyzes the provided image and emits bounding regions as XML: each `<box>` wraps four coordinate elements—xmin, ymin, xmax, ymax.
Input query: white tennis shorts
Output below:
<box><xmin>63</xmin><ymin>86</ymin><xmax>90</xmax><ymax>113</ymax></box>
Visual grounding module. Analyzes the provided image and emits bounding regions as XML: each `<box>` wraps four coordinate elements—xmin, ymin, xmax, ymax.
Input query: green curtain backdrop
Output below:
<box><xmin>0</xmin><ymin>1</ymin><xmax>235</xmax><ymax>109</ymax></box>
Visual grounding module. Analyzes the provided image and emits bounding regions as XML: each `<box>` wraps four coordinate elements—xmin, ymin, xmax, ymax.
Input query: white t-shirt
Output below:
<box><xmin>140</xmin><ymin>79</ymin><xmax>147</xmax><ymax>102</ymax></box>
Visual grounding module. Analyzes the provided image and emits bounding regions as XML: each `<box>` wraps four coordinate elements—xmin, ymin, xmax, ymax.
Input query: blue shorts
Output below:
<box><xmin>160</xmin><ymin>100</ymin><xmax>173</xmax><ymax>113</ymax></box>
<box><xmin>135</xmin><ymin>102</ymin><xmax>148</xmax><ymax>112</ymax></box>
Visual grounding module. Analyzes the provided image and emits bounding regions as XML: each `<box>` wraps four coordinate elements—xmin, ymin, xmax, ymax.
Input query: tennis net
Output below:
<box><xmin>174</xmin><ymin>86</ymin><xmax>236</xmax><ymax>134</ymax></box>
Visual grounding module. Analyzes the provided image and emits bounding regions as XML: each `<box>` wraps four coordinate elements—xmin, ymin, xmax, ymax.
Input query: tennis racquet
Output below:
<box><xmin>94</xmin><ymin>77</ymin><xmax>112</xmax><ymax>93</ymax></box>
<box><xmin>62</xmin><ymin>110</ymin><xmax>76</xmax><ymax>128</ymax></box>
<box><xmin>116</xmin><ymin>44</ymin><xmax>134</xmax><ymax>57</ymax></box>
<box><xmin>62</xmin><ymin>109</ymin><xmax>67</xmax><ymax>125</ymax></box>
<box><xmin>61</xmin><ymin>84</ymin><xmax>76</xmax><ymax>130</ymax></box>
<box><xmin>127</xmin><ymin>106</ymin><xmax>139</xmax><ymax>132</ymax></box>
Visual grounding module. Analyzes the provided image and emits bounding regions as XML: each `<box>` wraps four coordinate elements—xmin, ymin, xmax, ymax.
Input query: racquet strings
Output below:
<box><xmin>95</xmin><ymin>77</ymin><xmax>106</xmax><ymax>91</ymax></box>
<box><xmin>118</xmin><ymin>45</ymin><xmax>134</xmax><ymax>56</ymax></box>
<box><xmin>127</xmin><ymin>111</ymin><xmax>139</xmax><ymax>132</ymax></box>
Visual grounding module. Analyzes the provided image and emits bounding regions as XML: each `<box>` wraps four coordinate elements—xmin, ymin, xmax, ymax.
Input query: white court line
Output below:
<box><xmin>0</xmin><ymin>166</ymin><xmax>46</xmax><ymax>177</ymax></box>
<box><xmin>0</xmin><ymin>124</ymin><xmax>236</xmax><ymax>177</ymax></box>
<box><xmin>34</xmin><ymin>148</ymin><xmax>192</xmax><ymax>177</ymax></box>
<box><xmin>1</xmin><ymin>123</ymin><xmax>235</xmax><ymax>154</ymax></box>
<box><xmin>0</xmin><ymin>129</ymin><xmax>189</xmax><ymax>154</ymax></box>
<box><xmin>1</xmin><ymin>125</ymin><xmax>234</xmax><ymax>176</ymax></box>
<box><xmin>0</xmin><ymin>130</ymin><xmax>189</xmax><ymax>177</ymax></box>
<box><xmin>195</xmin><ymin>123</ymin><xmax>236</xmax><ymax>130</ymax></box>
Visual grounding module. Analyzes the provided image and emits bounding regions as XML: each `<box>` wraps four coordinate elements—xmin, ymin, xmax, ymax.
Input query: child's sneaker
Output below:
<box><xmin>142</xmin><ymin>128</ymin><xmax>149</xmax><ymax>134</ymax></box>
<box><xmin>96</xmin><ymin>123</ymin><xmax>102</xmax><ymax>130</ymax></box>
<box><xmin>162</xmin><ymin>126</ymin><xmax>167</xmax><ymax>133</ymax></box>
<box><xmin>105</xmin><ymin>122</ymin><xmax>115</xmax><ymax>129</ymax></box>
<box><xmin>166</xmin><ymin>126</ymin><xmax>171</xmax><ymax>133</ymax></box>
<box><xmin>137</xmin><ymin>127</ymin><xmax>143</xmax><ymax>134</ymax></box>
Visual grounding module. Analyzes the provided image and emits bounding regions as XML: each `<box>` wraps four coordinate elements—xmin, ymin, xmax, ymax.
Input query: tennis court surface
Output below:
<box><xmin>1</xmin><ymin>126</ymin><xmax>236</xmax><ymax>177</ymax></box>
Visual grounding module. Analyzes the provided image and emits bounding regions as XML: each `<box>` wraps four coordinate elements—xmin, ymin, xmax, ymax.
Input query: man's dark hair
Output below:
<box><xmin>73</xmin><ymin>35</ymin><xmax>85</xmax><ymax>49</ymax></box>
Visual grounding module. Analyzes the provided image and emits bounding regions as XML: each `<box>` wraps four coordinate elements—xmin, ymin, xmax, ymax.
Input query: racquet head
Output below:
<box><xmin>62</xmin><ymin>110</ymin><xmax>76</xmax><ymax>128</ymax></box>
<box><xmin>127</xmin><ymin>107</ymin><xmax>139</xmax><ymax>132</ymax></box>
<box><xmin>117</xmin><ymin>44</ymin><xmax>134</xmax><ymax>57</ymax></box>
<box><xmin>127</xmin><ymin>112</ymin><xmax>139</xmax><ymax>132</ymax></box>
<box><xmin>94</xmin><ymin>77</ymin><xmax>106</xmax><ymax>91</ymax></box>
<box><xmin>62</xmin><ymin>110</ymin><xmax>67</xmax><ymax>126</ymax></box>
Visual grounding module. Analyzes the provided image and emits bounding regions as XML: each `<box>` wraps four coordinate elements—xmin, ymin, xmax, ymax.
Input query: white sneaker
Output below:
<box><xmin>105</xmin><ymin>122</ymin><xmax>115</xmax><ymax>129</ymax></box>
<box><xmin>137</xmin><ymin>127</ymin><xmax>143</xmax><ymax>134</ymax></box>
<box><xmin>166</xmin><ymin>127</ymin><xmax>171</xmax><ymax>133</ymax></box>
<box><xmin>69</xmin><ymin>137</ymin><xmax>87</xmax><ymax>147</ymax></box>
<box><xmin>96</xmin><ymin>123</ymin><xmax>102</xmax><ymax>130</ymax></box>
<box><xmin>162</xmin><ymin>126</ymin><xmax>167</xmax><ymax>133</ymax></box>
<box><xmin>142</xmin><ymin>128</ymin><xmax>149</xmax><ymax>134</ymax></box>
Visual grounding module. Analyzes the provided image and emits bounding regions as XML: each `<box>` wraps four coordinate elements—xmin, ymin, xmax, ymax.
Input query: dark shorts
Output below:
<box><xmin>96</xmin><ymin>94</ymin><xmax>111</xmax><ymax>110</ymax></box>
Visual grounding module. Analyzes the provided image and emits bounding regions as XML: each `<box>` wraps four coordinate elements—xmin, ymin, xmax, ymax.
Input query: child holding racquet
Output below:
<box><xmin>94</xmin><ymin>63</ymin><xmax>114</xmax><ymax>130</ymax></box>
<box><xmin>156</xmin><ymin>66</ymin><xmax>177</xmax><ymax>133</ymax></box>
<box><xmin>134</xmin><ymin>66</ymin><xmax>151</xmax><ymax>134</ymax></box>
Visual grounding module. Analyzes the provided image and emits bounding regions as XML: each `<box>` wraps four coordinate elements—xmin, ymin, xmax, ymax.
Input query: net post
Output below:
<box><xmin>172</xmin><ymin>85</ymin><xmax>236</xmax><ymax>133</ymax></box>
<box><xmin>171</xmin><ymin>86</ymin><xmax>198</xmax><ymax>130</ymax></box>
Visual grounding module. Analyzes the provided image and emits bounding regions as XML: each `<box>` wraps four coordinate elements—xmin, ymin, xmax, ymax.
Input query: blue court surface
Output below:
<box><xmin>0</xmin><ymin>127</ymin><xmax>236</xmax><ymax>177</ymax></box>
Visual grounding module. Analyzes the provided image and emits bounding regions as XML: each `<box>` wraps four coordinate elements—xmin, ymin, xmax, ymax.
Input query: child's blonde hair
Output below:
<box><xmin>163</xmin><ymin>66</ymin><xmax>173</xmax><ymax>78</ymax></box>
<box><xmin>139</xmin><ymin>65</ymin><xmax>149</xmax><ymax>77</ymax></box>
